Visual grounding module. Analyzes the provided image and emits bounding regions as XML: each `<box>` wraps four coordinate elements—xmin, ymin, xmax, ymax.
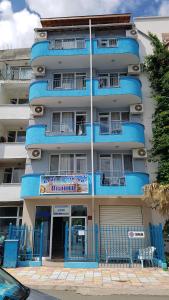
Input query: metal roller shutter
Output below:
<box><xmin>100</xmin><ymin>206</ymin><xmax>143</xmax><ymax>226</ymax></box>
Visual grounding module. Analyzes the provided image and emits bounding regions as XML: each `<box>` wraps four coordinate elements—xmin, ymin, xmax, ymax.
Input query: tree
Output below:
<box><xmin>143</xmin><ymin>33</ymin><xmax>169</xmax><ymax>215</ymax></box>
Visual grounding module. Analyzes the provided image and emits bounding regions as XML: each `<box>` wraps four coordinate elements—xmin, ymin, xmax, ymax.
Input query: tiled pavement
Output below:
<box><xmin>7</xmin><ymin>267</ymin><xmax>169</xmax><ymax>296</ymax></box>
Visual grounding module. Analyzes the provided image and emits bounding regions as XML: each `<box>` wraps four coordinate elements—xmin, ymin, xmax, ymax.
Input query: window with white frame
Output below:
<box><xmin>0</xmin><ymin>168</ymin><xmax>25</xmax><ymax>184</ymax></box>
<box><xmin>98</xmin><ymin>73</ymin><xmax>119</xmax><ymax>88</ymax></box>
<box><xmin>52</xmin><ymin>111</ymin><xmax>86</xmax><ymax>135</ymax></box>
<box><xmin>10</xmin><ymin>98</ymin><xmax>29</xmax><ymax>105</ymax></box>
<box><xmin>8</xmin><ymin>67</ymin><xmax>32</xmax><ymax>80</ymax></box>
<box><xmin>7</xmin><ymin>130</ymin><xmax>26</xmax><ymax>142</ymax></box>
<box><xmin>50</xmin><ymin>154</ymin><xmax>87</xmax><ymax>175</ymax></box>
<box><xmin>99</xmin><ymin>111</ymin><xmax>130</xmax><ymax>134</ymax></box>
<box><xmin>98</xmin><ymin>38</ymin><xmax>118</xmax><ymax>48</ymax></box>
<box><xmin>53</xmin><ymin>72</ymin><xmax>86</xmax><ymax>90</ymax></box>
<box><xmin>99</xmin><ymin>153</ymin><xmax>133</xmax><ymax>186</ymax></box>
<box><xmin>0</xmin><ymin>206</ymin><xmax>23</xmax><ymax>235</ymax></box>
<box><xmin>51</xmin><ymin>38</ymin><xmax>85</xmax><ymax>50</ymax></box>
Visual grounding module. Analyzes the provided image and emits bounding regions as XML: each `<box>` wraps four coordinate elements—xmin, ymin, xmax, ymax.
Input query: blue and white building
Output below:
<box><xmin>0</xmin><ymin>13</ymin><xmax>165</xmax><ymax>261</ymax></box>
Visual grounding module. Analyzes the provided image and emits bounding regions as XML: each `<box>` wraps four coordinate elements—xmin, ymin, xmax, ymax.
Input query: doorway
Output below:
<box><xmin>52</xmin><ymin>217</ymin><xmax>69</xmax><ymax>259</ymax></box>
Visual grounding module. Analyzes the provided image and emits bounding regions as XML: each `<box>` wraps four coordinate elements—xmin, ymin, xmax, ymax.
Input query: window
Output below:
<box><xmin>0</xmin><ymin>206</ymin><xmax>22</xmax><ymax>235</ymax></box>
<box><xmin>98</xmin><ymin>38</ymin><xmax>117</xmax><ymax>48</ymax></box>
<box><xmin>52</xmin><ymin>38</ymin><xmax>85</xmax><ymax>49</ymax></box>
<box><xmin>0</xmin><ymin>168</ymin><xmax>25</xmax><ymax>184</ymax></box>
<box><xmin>9</xmin><ymin>67</ymin><xmax>32</xmax><ymax>80</ymax></box>
<box><xmin>10</xmin><ymin>98</ymin><xmax>29</xmax><ymax>105</ymax></box>
<box><xmin>52</xmin><ymin>111</ymin><xmax>86</xmax><ymax>135</ymax></box>
<box><xmin>53</xmin><ymin>73</ymin><xmax>86</xmax><ymax>90</ymax></box>
<box><xmin>99</xmin><ymin>111</ymin><xmax>130</xmax><ymax>134</ymax></box>
<box><xmin>98</xmin><ymin>73</ymin><xmax>119</xmax><ymax>88</ymax></box>
<box><xmin>71</xmin><ymin>205</ymin><xmax>87</xmax><ymax>216</ymax></box>
<box><xmin>50</xmin><ymin>154</ymin><xmax>87</xmax><ymax>175</ymax></box>
<box><xmin>99</xmin><ymin>154</ymin><xmax>133</xmax><ymax>186</ymax></box>
<box><xmin>7</xmin><ymin>130</ymin><xmax>26</xmax><ymax>142</ymax></box>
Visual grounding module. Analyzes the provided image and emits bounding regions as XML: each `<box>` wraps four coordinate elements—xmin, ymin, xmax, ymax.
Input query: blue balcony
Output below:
<box><xmin>26</xmin><ymin>124</ymin><xmax>91</xmax><ymax>150</ymax></box>
<box><xmin>31</xmin><ymin>38</ymin><xmax>139</xmax><ymax>68</ymax></box>
<box><xmin>21</xmin><ymin>173</ymin><xmax>92</xmax><ymax>198</ymax></box>
<box><xmin>93</xmin><ymin>77</ymin><xmax>142</xmax><ymax>105</ymax></box>
<box><xmin>94</xmin><ymin>122</ymin><xmax>145</xmax><ymax>149</ymax></box>
<box><xmin>31</xmin><ymin>40</ymin><xmax>90</xmax><ymax>69</ymax></box>
<box><xmin>95</xmin><ymin>172</ymin><xmax>149</xmax><ymax>196</ymax></box>
<box><xmin>93</xmin><ymin>37</ymin><xmax>139</xmax><ymax>67</ymax></box>
<box><xmin>29</xmin><ymin>79</ymin><xmax>90</xmax><ymax>105</ymax></box>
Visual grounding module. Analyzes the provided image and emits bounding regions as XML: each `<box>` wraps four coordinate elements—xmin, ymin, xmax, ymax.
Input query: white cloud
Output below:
<box><xmin>26</xmin><ymin>0</ymin><xmax>144</xmax><ymax>18</ymax></box>
<box><xmin>0</xmin><ymin>0</ymin><xmax>40</xmax><ymax>49</ymax></box>
<box><xmin>159</xmin><ymin>1</ymin><xmax>169</xmax><ymax>16</ymax></box>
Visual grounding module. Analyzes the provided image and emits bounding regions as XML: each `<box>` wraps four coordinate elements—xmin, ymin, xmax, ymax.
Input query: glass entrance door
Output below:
<box><xmin>70</xmin><ymin>217</ymin><xmax>86</xmax><ymax>258</ymax></box>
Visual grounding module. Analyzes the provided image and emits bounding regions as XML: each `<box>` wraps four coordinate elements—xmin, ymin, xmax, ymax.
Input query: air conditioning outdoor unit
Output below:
<box><xmin>31</xmin><ymin>105</ymin><xmax>44</xmax><ymax>117</ymax></box>
<box><xmin>133</xmin><ymin>148</ymin><xmax>147</xmax><ymax>159</ymax></box>
<box><xmin>126</xmin><ymin>29</ymin><xmax>138</xmax><ymax>39</ymax></box>
<box><xmin>32</xmin><ymin>66</ymin><xmax>46</xmax><ymax>77</ymax></box>
<box><xmin>28</xmin><ymin>149</ymin><xmax>42</xmax><ymax>160</ymax></box>
<box><xmin>130</xmin><ymin>104</ymin><xmax>143</xmax><ymax>114</ymax></box>
<box><xmin>128</xmin><ymin>64</ymin><xmax>141</xmax><ymax>75</ymax></box>
<box><xmin>35</xmin><ymin>31</ymin><xmax>47</xmax><ymax>41</ymax></box>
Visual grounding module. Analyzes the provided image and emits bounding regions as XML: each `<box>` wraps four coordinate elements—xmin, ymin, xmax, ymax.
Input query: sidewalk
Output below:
<box><xmin>7</xmin><ymin>267</ymin><xmax>169</xmax><ymax>296</ymax></box>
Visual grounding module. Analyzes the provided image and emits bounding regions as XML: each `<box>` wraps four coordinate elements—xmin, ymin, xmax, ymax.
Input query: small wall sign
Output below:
<box><xmin>128</xmin><ymin>231</ymin><xmax>145</xmax><ymax>239</ymax></box>
<box><xmin>53</xmin><ymin>205</ymin><xmax>70</xmax><ymax>216</ymax></box>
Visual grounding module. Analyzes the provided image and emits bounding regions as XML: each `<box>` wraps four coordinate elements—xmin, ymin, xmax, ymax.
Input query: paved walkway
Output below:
<box><xmin>7</xmin><ymin>267</ymin><xmax>169</xmax><ymax>296</ymax></box>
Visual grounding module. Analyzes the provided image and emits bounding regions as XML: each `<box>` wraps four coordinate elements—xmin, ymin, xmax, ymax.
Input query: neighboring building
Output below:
<box><xmin>0</xmin><ymin>48</ymin><xmax>31</xmax><ymax>233</ymax></box>
<box><xmin>1</xmin><ymin>14</ymin><xmax>169</xmax><ymax>261</ymax></box>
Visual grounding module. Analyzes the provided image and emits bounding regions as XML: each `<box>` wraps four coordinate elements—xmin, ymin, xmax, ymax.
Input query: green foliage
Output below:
<box><xmin>145</xmin><ymin>33</ymin><xmax>169</xmax><ymax>184</ymax></box>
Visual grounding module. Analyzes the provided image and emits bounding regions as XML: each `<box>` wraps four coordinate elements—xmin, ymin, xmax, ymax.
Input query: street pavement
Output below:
<box><xmin>7</xmin><ymin>266</ymin><xmax>169</xmax><ymax>296</ymax></box>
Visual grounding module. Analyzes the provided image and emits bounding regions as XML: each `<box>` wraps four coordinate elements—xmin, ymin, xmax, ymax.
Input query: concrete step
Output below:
<box><xmin>43</xmin><ymin>259</ymin><xmax>64</xmax><ymax>268</ymax></box>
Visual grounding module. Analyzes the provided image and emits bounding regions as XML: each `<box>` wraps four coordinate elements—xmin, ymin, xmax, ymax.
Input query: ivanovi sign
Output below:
<box><xmin>40</xmin><ymin>175</ymin><xmax>88</xmax><ymax>194</ymax></box>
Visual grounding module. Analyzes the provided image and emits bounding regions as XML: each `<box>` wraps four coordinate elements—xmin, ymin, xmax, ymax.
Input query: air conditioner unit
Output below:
<box><xmin>128</xmin><ymin>64</ymin><xmax>141</xmax><ymax>75</ymax></box>
<box><xmin>28</xmin><ymin>149</ymin><xmax>41</xmax><ymax>160</ymax></box>
<box><xmin>31</xmin><ymin>105</ymin><xmax>44</xmax><ymax>117</ymax></box>
<box><xmin>126</xmin><ymin>29</ymin><xmax>138</xmax><ymax>39</ymax></box>
<box><xmin>133</xmin><ymin>148</ymin><xmax>147</xmax><ymax>159</ymax></box>
<box><xmin>35</xmin><ymin>31</ymin><xmax>47</xmax><ymax>41</ymax></box>
<box><xmin>32</xmin><ymin>66</ymin><xmax>46</xmax><ymax>77</ymax></box>
<box><xmin>130</xmin><ymin>104</ymin><xmax>143</xmax><ymax>114</ymax></box>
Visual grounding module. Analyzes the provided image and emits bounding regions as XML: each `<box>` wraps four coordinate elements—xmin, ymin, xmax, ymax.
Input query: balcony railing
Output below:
<box><xmin>6</xmin><ymin>68</ymin><xmax>32</xmax><ymax>80</ymax></box>
<box><xmin>49</xmin><ymin>38</ymin><xmax>86</xmax><ymax>50</ymax></box>
<box><xmin>47</xmin><ymin>122</ymin><xmax>87</xmax><ymax>136</ymax></box>
<box><xmin>100</xmin><ymin>171</ymin><xmax>125</xmax><ymax>186</ymax></box>
<box><xmin>99</xmin><ymin>121</ymin><xmax>122</xmax><ymax>135</ymax></box>
<box><xmin>48</xmin><ymin>78</ymin><xmax>86</xmax><ymax>90</ymax></box>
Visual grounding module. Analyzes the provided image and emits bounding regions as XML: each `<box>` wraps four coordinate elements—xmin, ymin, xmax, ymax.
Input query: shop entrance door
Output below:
<box><xmin>52</xmin><ymin>217</ymin><xmax>69</xmax><ymax>259</ymax></box>
<box><xmin>70</xmin><ymin>217</ymin><xmax>87</xmax><ymax>258</ymax></box>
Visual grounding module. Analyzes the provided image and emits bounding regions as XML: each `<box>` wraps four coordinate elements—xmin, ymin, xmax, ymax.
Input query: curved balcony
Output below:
<box><xmin>93</xmin><ymin>76</ymin><xmax>142</xmax><ymax>106</ymax></box>
<box><xmin>95</xmin><ymin>172</ymin><xmax>149</xmax><ymax>196</ymax></box>
<box><xmin>26</xmin><ymin>124</ymin><xmax>91</xmax><ymax>150</ymax></box>
<box><xmin>93</xmin><ymin>37</ymin><xmax>139</xmax><ymax>68</ymax></box>
<box><xmin>31</xmin><ymin>38</ymin><xmax>139</xmax><ymax>69</ymax></box>
<box><xmin>21</xmin><ymin>173</ymin><xmax>92</xmax><ymax>198</ymax></box>
<box><xmin>31</xmin><ymin>40</ymin><xmax>90</xmax><ymax>69</ymax></box>
<box><xmin>29</xmin><ymin>80</ymin><xmax>90</xmax><ymax>106</ymax></box>
<box><xmin>94</xmin><ymin>122</ymin><xmax>145</xmax><ymax>149</ymax></box>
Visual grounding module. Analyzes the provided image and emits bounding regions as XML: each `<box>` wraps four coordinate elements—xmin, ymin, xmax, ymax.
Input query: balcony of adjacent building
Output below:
<box><xmin>0</xmin><ymin>66</ymin><xmax>32</xmax><ymax>89</ymax></box>
<box><xmin>0</xmin><ymin>128</ymin><xmax>27</xmax><ymax>159</ymax></box>
<box><xmin>0</xmin><ymin>162</ymin><xmax>25</xmax><ymax>202</ymax></box>
<box><xmin>21</xmin><ymin>152</ymin><xmax>149</xmax><ymax>198</ymax></box>
<box><xmin>0</xmin><ymin>98</ymin><xmax>30</xmax><ymax>122</ymax></box>
<box><xmin>29</xmin><ymin>73</ymin><xmax>142</xmax><ymax>106</ymax></box>
<box><xmin>31</xmin><ymin>37</ymin><xmax>139</xmax><ymax>69</ymax></box>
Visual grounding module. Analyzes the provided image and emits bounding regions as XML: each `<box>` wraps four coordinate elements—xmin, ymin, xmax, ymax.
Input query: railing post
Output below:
<box><xmin>39</xmin><ymin>222</ymin><xmax>44</xmax><ymax>262</ymax></box>
<box><xmin>64</xmin><ymin>222</ymin><xmax>69</xmax><ymax>261</ymax></box>
<box><xmin>95</xmin><ymin>224</ymin><xmax>99</xmax><ymax>263</ymax></box>
<box><xmin>8</xmin><ymin>223</ymin><xmax>13</xmax><ymax>239</ymax></box>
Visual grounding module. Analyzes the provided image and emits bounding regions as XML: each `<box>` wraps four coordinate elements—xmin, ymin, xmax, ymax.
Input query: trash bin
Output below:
<box><xmin>3</xmin><ymin>240</ymin><xmax>19</xmax><ymax>268</ymax></box>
